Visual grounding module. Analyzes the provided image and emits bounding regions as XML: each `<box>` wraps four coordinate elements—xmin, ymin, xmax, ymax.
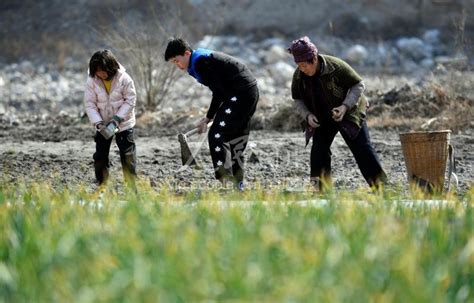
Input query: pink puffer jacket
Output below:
<box><xmin>84</xmin><ymin>65</ymin><xmax>137</xmax><ymax>131</ymax></box>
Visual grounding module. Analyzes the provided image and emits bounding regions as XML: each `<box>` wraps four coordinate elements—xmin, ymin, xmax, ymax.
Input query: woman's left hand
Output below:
<box><xmin>332</xmin><ymin>105</ymin><xmax>348</xmax><ymax>122</ymax></box>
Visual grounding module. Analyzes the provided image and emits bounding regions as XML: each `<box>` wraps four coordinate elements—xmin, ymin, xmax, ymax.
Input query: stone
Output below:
<box><xmin>344</xmin><ymin>44</ymin><xmax>368</xmax><ymax>64</ymax></box>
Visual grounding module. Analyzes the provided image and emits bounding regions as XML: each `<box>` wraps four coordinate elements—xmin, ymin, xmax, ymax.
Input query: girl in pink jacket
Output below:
<box><xmin>84</xmin><ymin>49</ymin><xmax>137</xmax><ymax>187</ymax></box>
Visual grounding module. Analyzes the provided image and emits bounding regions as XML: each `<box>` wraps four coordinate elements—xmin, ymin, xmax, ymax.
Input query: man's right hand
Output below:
<box><xmin>307</xmin><ymin>114</ymin><xmax>320</xmax><ymax>128</ymax></box>
<box><xmin>197</xmin><ymin>117</ymin><xmax>211</xmax><ymax>134</ymax></box>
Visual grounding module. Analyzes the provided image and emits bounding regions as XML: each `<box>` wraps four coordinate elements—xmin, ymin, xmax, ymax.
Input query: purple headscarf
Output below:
<box><xmin>288</xmin><ymin>36</ymin><xmax>318</xmax><ymax>63</ymax></box>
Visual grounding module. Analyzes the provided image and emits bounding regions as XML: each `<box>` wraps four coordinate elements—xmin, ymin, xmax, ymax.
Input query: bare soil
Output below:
<box><xmin>1</xmin><ymin>123</ymin><xmax>472</xmax><ymax>194</ymax></box>
<box><xmin>1</xmin><ymin>72</ymin><xmax>473</xmax><ymax>194</ymax></box>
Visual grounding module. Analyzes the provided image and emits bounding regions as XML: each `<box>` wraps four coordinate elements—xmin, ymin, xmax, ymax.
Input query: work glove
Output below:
<box><xmin>111</xmin><ymin>115</ymin><xmax>123</xmax><ymax>127</ymax></box>
<box><xmin>95</xmin><ymin>121</ymin><xmax>105</xmax><ymax>132</ymax></box>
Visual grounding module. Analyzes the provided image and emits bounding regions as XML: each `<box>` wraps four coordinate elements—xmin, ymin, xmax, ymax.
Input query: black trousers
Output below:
<box><xmin>93</xmin><ymin>128</ymin><xmax>137</xmax><ymax>186</ymax></box>
<box><xmin>310</xmin><ymin>121</ymin><xmax>387</xmax><ymax>188</ymax></box>
<box><xmin>208</xmin><ymin>85</ymin><xmax>259</xmax><ymax>182</ymax></box>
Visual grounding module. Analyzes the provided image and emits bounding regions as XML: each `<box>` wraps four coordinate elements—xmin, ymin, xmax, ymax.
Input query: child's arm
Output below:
<box><xmin>84</xmin><ymin>78</ymin><xmax>103</xmax><ymax>126</ymax></box>
<box><xmin>115</xmin><ymin>75</ymin><xmax>137</xmax><ymax>120</ymax></box>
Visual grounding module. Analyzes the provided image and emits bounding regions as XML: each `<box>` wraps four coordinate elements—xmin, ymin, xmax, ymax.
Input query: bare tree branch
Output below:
<box><xmin>95</xmin><ymin>0</ymin><xmax>193</xmax><ymax>111</ymax></box>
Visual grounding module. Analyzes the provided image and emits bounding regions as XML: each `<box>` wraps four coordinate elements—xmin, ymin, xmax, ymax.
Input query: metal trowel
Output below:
<box><xmin>178</xmin><ymin>122</ymin><xmax>212</xmax><ymax>168</ymax></box>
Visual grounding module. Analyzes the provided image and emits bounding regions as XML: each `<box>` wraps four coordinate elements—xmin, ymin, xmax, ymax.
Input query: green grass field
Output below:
<box><xmin>0</xmin><ymin>180</ymin><xmax>473</xmax><ymax>303</ymax></box>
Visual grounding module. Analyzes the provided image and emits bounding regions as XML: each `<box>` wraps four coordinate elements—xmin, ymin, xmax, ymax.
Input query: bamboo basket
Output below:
<box><xmin>399</xmin><ymin>130</ymin><xmax>451</xmax><ymax>191</ymax></box>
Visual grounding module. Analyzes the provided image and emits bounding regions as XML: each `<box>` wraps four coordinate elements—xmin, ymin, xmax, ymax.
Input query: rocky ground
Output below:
<box><xmin>0</xmin><ymin>34</ymin><xmax>472</xmax><ymax>194</ymax></box>
<box><xmin>0</xmin><ymin>119</ymin><xmax>472</xmax><ymax>194</ymax></box>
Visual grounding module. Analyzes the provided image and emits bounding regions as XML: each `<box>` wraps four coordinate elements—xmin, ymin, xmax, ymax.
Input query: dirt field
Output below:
<box><xmin>1</xmin><ymin>70</ymin><xmax>473</xmax><ymax>194</ymax></box>
<box><xmin>1</xmin><ymin>120</ymin><xmax>472</xmax><ymax>194</ymax></box>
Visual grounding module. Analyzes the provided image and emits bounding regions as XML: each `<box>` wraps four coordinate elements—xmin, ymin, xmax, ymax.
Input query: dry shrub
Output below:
<box><xmin>433</xmin><ymin>96</ymin><xmax>473</xmax><ymax>132</ymax></box>
<box><xmin>250</xmin><ymin>103</ymin><xmax>302</xmax><ymax>131</ymax></box>
<box><xmin>368</xmin><ymin>73</ymin><xmax>474</xmax><ymax>133</ymax></box>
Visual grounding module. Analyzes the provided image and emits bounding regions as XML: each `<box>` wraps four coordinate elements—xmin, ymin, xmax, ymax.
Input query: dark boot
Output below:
<box><xmin>93</xmin><ymin>131</ymin><xmax>113</xmax><ymax>186</ymax></box>
<box><xmin>94</xmin><ymin>158</ymin><xmax>110</xmax><ymax>186</ymax></box>
<box><xmin>121</xmin><ymin>151</ymin><xmax>137</xmax><ymax>189</ymax></box>
<box><xmin>117</xmin><ymin>129</ymin><xmax>137</xmax><ymax>189</ymax></box>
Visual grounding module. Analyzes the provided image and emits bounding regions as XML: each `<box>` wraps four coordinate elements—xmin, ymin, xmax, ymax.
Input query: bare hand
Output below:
<box><xmin>307</xmin><ymin>114</ymin><xmax>320</xmax><ymax>128</ymax></box>
<box><xmin>197</xmin><ymin>117</ymin><xmax>211</xmax><ymax>134</ymax></box>
<box><xmin>332</xmin><ymin>105</ymin><xmax>348</xmax><ymax>122</ymax></box>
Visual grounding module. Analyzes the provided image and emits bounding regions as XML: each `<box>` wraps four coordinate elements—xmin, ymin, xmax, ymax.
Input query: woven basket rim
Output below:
<box><xmin>399</xmin><ymin>130</ymin><xmax>451</xmax><ymax>136</ymax></box>
<box><xmin>399</xmin><ymin>130</ymin><xmax>451</xmax><ymax>143</ymax></box>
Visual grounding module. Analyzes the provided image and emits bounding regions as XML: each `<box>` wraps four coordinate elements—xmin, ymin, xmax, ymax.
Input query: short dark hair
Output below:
<box><xmin>89</xmin><ymin>49</ymin><xmax>119</xmax><ymax>78</ymax></box>
<box><xmin>164</xmin><ymin>38</ymin><xmax>192</xmax><ymax>61</ymax></box>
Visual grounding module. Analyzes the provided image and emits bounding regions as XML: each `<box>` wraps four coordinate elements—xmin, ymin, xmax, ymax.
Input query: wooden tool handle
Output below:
<box><xmin>184</xmin><ymin>121</ymin><xmax>213</xmax><ymax>137</ymax></box>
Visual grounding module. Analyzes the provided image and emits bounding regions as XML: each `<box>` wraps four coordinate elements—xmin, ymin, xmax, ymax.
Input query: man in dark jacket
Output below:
<box><xmin>288</xmin><ymin>36</ymin><xmax>387</xmax><ymax>190</ymax></box>
<box><xmin>165</xmin><ymin>38</ymin><xmax>259</xmax><ymax>190</ymax></box>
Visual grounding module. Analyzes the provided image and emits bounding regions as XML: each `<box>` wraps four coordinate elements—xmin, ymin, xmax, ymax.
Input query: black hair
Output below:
<box><xmin>164</xmin><ymin>38</ymin><xmax>192</xmax><ymax>61</ymax></box>
<box><xmin>88</xmin><ymin>49</ymin><xmax>119</xmax><ymax>78</ymax></box>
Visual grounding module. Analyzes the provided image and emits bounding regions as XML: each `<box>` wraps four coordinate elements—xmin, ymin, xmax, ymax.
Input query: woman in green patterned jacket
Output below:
<box><xmin>288</xmin><ymin>36</ymin><xmax>387</xmax><ymax>191</ymax></box>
